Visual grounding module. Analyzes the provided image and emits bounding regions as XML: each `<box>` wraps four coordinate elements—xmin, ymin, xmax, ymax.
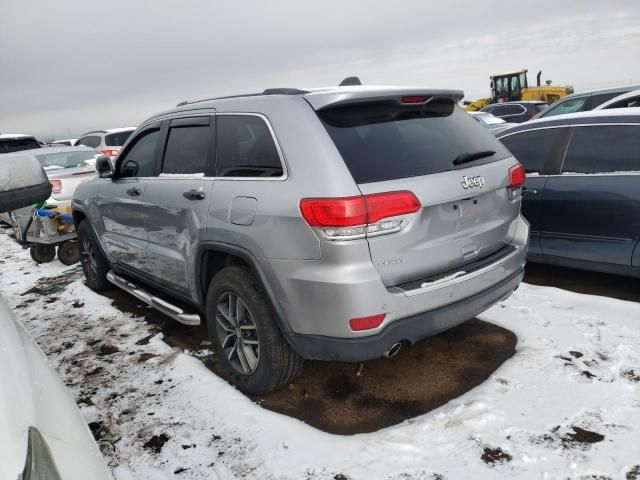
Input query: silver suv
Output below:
<box><xmin>72</xmin><ymin>85</ymin><xmax>529</xmax><ymax>394</ymax></box>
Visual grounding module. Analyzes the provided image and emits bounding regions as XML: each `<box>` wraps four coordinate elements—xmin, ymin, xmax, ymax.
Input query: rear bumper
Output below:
<box><xmin>286</xmin><ymin>266</ymin><xmax>524</xmax><ymax>361</ymax></box>
<box><xmin>259</xmin><ymin>215</ymin><xmax>528</xmax><ymax>358</ymax></box>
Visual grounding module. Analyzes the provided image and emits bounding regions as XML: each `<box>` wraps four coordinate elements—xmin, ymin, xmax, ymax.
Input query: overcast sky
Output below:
<box><xmin>1</xmin><ymin>0</ymin><xmax>639</xmax><ymax>139</ymax></box>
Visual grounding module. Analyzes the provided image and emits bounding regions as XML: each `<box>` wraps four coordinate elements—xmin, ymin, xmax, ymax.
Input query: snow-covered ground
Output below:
<box><xmin>1</xmin><ymin>230</ymin><xmax>639</xmax><ymax>480</ymax></box>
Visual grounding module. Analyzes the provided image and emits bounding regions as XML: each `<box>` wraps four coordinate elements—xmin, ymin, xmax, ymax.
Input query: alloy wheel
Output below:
<box><xmin>80</xmin><ymin>235</ymin><xmax>98</xmax><ymax>282</ymax></box>
<box><xmin>215</xmin><ymin>292</ymin><xmax>260</xmax><ymax>375</ymax></box>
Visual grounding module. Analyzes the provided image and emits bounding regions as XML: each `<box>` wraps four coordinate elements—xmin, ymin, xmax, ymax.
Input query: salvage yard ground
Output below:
<box><xmin>1</xmin><ymin>228</ymin><xmax>639</xmax><ymax>479</ymax></box>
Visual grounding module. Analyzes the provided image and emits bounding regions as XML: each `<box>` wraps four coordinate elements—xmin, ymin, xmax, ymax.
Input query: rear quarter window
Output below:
<box><xmin>318</xmin><ymin>101</ymin><xmax>510</xmax><ymax>184</ymax></box>
<box><xmin>591</xmin><ymin>91</ymin><xmax>628</xmax><ymax>108</ymax></box>
<box><xmin>562</xmin><ymin>125</ymin><xmax>640</xmax><ymax>173</ymax></box>
<box><xmin>216</xmin><ymin>115</ymin><xmax>283</xmax><ymax>178</ymax></box>
<box><xmin>105</xmin><ymin>131</ymin><xmax>134</xmax><ymax>147</ymax></box>
<box><xmin>78</xmin><ymin>136</ymin><xmax>101</xmax><ymax>148</ymax></box>
<box><xmin>499</xmin><ymin>128</ymin><xmax>567</xmax><ymax>174</ymax></box>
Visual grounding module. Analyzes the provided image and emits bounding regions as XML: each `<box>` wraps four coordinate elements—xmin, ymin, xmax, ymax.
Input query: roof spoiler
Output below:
<box><xmin>306</xmin><ymin>88</ymin><xmax>465</xmax><ymax>111</ymax></box>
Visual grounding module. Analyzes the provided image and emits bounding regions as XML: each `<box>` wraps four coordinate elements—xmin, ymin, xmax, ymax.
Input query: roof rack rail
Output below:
<box><xmin>175</xmin><ymin>88</ymin><xmax>309</xmax><ymax>107</ymax></box>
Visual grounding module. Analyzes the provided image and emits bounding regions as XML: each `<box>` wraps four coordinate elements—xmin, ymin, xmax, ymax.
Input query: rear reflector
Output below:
<box><xmin>300</xmin><ymin>191</ymin><xmax>420</xmax><ymax>228</ymax></box>
<box><xmin>401</xmin><ymin>96</ymin><xmax>431</xmax><ymax>104</ymax></box>
<box><xmin>508</xmin><ymin>164</ymin><xmax>526</xmax><ymax>189</ymax></box>
<box><xmin>50</xmin><ymin>179</ymin><xmax>62</xmax><ymax>194</ymax></box>
<box><xmin>349</xmin><ymin>314</ymin><xmax>386</xmax><ymax>331</ymax></box>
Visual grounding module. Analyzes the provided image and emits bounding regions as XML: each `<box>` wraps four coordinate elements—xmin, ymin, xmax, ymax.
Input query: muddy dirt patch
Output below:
<box><xmin>481</xmin><ymin>446</ymin><xmax>512</xmax><ymax>465</ymax></box>
<box><xmin>21</xmin><ymin>266</ymin><xmax>83</xmax><ymax>296</ymax></box>
<box><xmin>251</xmin><ymin>319</ymin><xmax>516</xmax><ymax>434</ymax></box>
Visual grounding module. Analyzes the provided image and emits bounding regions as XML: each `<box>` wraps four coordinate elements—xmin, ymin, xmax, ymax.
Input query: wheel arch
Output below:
<box><xmin>195</xmin><ymin>242</ymin><xmax>293</xmax><ymax>334</ymax></box>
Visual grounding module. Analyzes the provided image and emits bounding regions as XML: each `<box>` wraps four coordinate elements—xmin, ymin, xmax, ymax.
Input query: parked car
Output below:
<box><xmin>35</xmin><ymin>146</ymin><xmax>100</xmax><ymax>209</ymax></box>
<box><xmin>594</xmin><ymin>89</ymin><xmax>640</xmax><ymax>110</ymax></box>
<box><xmin>480</xmin><ymin>101</ymin><xmax>547</xmax><ymax>123</ymax></box>
<box><xmin>534</xmin><ymin>84</ymin><xmax>640</xmax><ymax>119</ymax></box>
<box><xmin>496</xmin><ymin>108</ymin><xmax>640</xmax><ymax>277</ymax></box>
<box><xmin>468</xmin><ymin>111</ymin><xmax>517</xmax><ymax>134</ymax></box>
<box><xmin>0</xmin><ymin>154</ymin><xmax>112</xmax><ymax>480</ymax></box>
<box><xmin>76</xmin><ymin>127</ymin><xmax>136</xmax><ymax>159</ymax></box>
<box><xmin>0</xmin><ymin>133</ymin><xmax>41</xmax><ymax>154</ymax></box>
<box><xmin>0</xmin><ymin>297</ymin><xmax>113</xmax><ymax>480</ymax></box>
<box><xmin>72</xmin><ymin>85</ymin><xmax>529</xmax><ymax>394</ymax></box>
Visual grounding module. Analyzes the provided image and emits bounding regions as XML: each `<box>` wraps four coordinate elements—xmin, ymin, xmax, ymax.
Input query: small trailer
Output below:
<box><xmin>12</xmin><ymin>208</ymin><xmax>80</xmax><ymax>265</ymax></box>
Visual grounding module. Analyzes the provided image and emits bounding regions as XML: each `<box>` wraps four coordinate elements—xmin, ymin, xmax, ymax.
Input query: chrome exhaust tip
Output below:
<box><xmin>383</xmin><ymin>342</ymin><xmax>402</xmax><ymax>358</ymax></box>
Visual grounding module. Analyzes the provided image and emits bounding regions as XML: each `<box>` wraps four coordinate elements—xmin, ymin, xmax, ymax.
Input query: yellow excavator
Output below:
<box><xmin>464</xmin><ymin>69</ymin><xmax>573</xmax><ymax>111</ymax></box>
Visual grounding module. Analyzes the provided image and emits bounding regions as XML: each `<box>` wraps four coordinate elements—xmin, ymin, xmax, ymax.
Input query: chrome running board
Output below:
<box><xmin>106</xmin><ymin>270</ymin><xmax>201</xmax><ymax>326</ymax></box>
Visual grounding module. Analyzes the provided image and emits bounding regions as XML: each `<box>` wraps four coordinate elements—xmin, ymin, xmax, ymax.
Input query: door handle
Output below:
<box><xmin>522</xmin><ymin>187</ymin><xmax>538</xmax><ymax>195</ymax></box>
<box><xmin>183</xmin><ymin>189</ymin><xmax>206</xmax><ymax>200</ymax></box>
<box><xmin>126</xmin><ymin>187</ymin><xmax>141</xmax><ymax>197</ymax></box>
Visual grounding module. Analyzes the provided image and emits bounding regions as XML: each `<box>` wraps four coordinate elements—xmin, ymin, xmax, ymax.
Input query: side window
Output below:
<box><xmin>78</xmin><ymin>135</ymin><xmax>101</xmax><ymax>148</ymax></box>
<box><xmin>591</xmin><ymin>92</ymin><xmax>627</xmax><ymax>108</ymax></box>
<box><xmin>542</xmin><ymin>97</ymin><xmax>587</xmax><ymax>118</ymax></box>
<box><xmin>161</xmin><ymin>122</ymin><xmax>211</xmax><ymax>175</ymax></box>
<box><xmin>607</xmin><ymin>96</ymin><xmax>640</xmax><ymax>109</ymax></box>
<box><xmin>216</xmin><ymin>115</ymin><xmax>283</xmax><ymax>178</ymax></box>
<box><xmin>492</xmin><ymin>105</ymin><xmax>524</xmax><ymax>117</ymax></box>
<box><xmin>500</xmin><ymin>128</ymin><xmax>566</xmax><ymax>174</ymax></box>
<box><xmin>562</xmin><ymin>125</ymin><xmax>640</xmax><ymax>174</ymax></box>
<box><xmin>118</xmin><ymin>130</ymin><xmax>160</xmax><ymax>178</ymax></box>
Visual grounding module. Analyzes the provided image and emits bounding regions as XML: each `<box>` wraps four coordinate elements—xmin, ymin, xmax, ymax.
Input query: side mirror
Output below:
<box><xmin>95</xmin><ymin>155</ymin><xmax>114</xmax><ymax>178</ymax></box>
<box><xmin>0</xmin><ymin>154</ymin><xmax>52</xmax><ymax>213</ymax></box>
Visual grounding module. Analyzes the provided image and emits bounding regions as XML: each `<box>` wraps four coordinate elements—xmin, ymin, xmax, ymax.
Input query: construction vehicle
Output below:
<box><xmin>465</xmin><ymin>69</ymin><xmax>573</xmax><ymax>111</ymax></box>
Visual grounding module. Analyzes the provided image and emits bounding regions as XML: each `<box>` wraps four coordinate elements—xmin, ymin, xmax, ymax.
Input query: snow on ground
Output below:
<box><xmin>0</xmin><ymin>229</ymin><xmax>639</xmax><ymax>480</ymax></box>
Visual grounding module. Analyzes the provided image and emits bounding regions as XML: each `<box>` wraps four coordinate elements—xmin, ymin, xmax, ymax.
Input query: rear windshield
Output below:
<box><xmin>35</xmin><ymin>150</ymin><xmax>100</xmax><ymax>170</ymax></box>
<box><xmin>0</xmin><ymin>138</ymin><xmax>40</xmax><ymax>154</ymax></box>
<box><xmin>105</xmin><ymin>130</ymin><xmax>133</xmax><ymax>147</ymax></box>
<box><xmin>318</xmin><ymin>101</ymin><xmax>510</xmax><ymax>184</ymax></box>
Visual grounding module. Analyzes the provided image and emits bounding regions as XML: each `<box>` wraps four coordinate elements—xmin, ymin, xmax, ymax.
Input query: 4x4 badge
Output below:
<box><xmin>461</xmin><ymin>175</ymin><xmax>485</xmax><ymax>189</ymax></box>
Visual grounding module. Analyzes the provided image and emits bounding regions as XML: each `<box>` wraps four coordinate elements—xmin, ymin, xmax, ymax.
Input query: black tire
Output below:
<box><xmin>77</xmin><ymin>221</ymin><xmax>110</xmax><ymax>291</ymax></box>
<box><xmin>57</xmin><ymin>240</ymin><xmax>81</xmax><ymax>265</ymax></box>
<box><xmin>30</xmin><ymin>244</ymin><xmax>55</xmax><ymax>263</ymax></box>
<box><xmin>205</xmin><ymin>266</ymin><xmax>303</xmax><ymax>395</ymax></box>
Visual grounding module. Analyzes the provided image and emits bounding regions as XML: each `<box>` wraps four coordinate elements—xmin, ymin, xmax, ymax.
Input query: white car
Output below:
<box><xmin>0</xmin><ymin>296</ymin><xmax>112</xmax><ymax>480</ymax></box>
<box><xmin>35</xmin><ymin>146</ymin><xmax>100</xmax><ymax>210</ymax></box>
<box><xmin>76</xmin><ymin>127</ymin><xmax>136</xmax><ymax>159</ymax></box>
<box><xmin>594</xmin><ymin>89</ymin><xmax>640</xmax><ymax>110</ymax></box>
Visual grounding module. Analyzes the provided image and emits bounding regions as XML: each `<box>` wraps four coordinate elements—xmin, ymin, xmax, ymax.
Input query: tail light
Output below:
<box><xmin>100</xmin><ymin>149</ymin><xmax>119</xmax><ymax>157</ymax></box>
<box><xmin>508</xmin><ymin>164</ymin><xmax>525</xmax><ymax>200</ymax></box>
<box><xmin>50</xmin><ymin>179</ymin><xmax>62</xmax><ymax>194</ymax></box>
<box><xmin>300</xmin><ymin>191</ymin><xmax>420</xmax><ymax>240</ymax></box>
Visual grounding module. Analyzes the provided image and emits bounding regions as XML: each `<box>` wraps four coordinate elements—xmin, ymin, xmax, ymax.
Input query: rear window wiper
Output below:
<box><xmin>453</xmin><ymin>150</ymin><xmax>496</xmax><ymax>166</ymax></box>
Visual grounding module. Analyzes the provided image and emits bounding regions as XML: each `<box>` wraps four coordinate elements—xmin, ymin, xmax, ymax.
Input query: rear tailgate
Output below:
<box><xmin>315</xmin><ymin>95</ymin><xmax>521</xmax><ymax>286</ymax></box>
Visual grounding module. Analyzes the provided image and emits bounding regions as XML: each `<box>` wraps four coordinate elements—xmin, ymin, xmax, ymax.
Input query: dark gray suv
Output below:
<box><xmin>72</xmin><ymin>85</ymin><xmax>529</xmax><ymax>394</ymax></box>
